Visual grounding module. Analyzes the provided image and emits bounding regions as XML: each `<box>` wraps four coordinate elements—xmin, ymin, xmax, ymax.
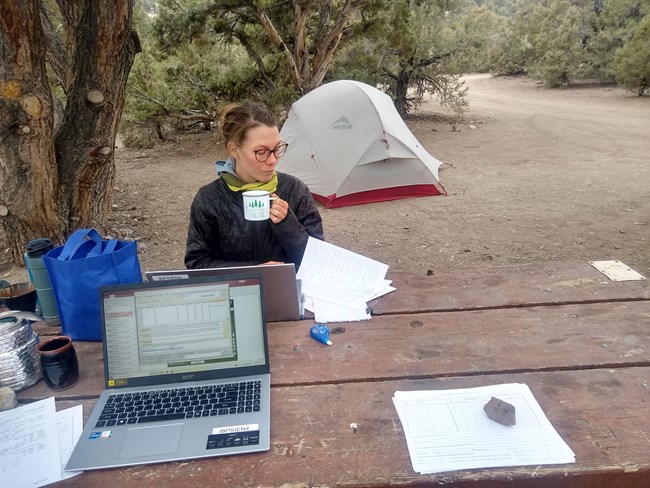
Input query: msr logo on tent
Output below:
<box><xmin>331</xmin><ymin>116</ymin><xmax>352</xmax><ymax>130</ymax></box>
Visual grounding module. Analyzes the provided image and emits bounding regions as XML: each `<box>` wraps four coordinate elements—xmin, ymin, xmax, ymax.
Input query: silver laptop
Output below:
<box><xmin>145</xmin><ymin>263</ymin><xmax>302</xmax><ymax>322</ymax></box>
<box><xmin>65</xmin><ymin>274</ymin><xmax>271</xmax><ymax>471</ymax></box>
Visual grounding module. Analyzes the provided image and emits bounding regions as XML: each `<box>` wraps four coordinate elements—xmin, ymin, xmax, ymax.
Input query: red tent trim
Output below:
<box><xmin>312</xmin><ymin>184</ymin><xmax>448</xmax><ymax>209</ymax></box>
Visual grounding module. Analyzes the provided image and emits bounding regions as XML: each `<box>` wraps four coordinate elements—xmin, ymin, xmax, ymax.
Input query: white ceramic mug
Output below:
<box><xmin>242</xmin><ymin>190</ymin><xmax>275</xmax><ymax>221</ymax></box>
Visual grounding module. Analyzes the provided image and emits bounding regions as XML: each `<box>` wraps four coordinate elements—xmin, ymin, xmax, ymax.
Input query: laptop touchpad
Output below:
<box><xmin>119</xmin><ymin>424</ymin><xmax>183</xmax><ymax>459</ymax></box>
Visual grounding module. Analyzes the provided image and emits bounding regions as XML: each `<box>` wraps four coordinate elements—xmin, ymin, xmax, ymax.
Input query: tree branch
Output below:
<box><xmin>234</xmin><ymin>33</ymin><xmax>277</xmax><ymax>91</ymax></box>
<box><xmin>382</xmin><ymin>67</ymin><xmax>398</xmax><ymax>81</ymax></box>
<box><xmin>292</xmin><ymin>0</ymin><xmax>309</xmax><ymax>81</ymax></box>
<box><xmin>39</xmin><ymin>2</ymin><xmax>69</xmax><ymax>92</ymax></box>
<box><xmin>415</xmin><ymin>48</ymin><xmax>466</xmax><ymax>68</ymax></box>
<box><xmin>128</xmin><ymin>85</ymin><xmax>170</xmax><ymax>114</ymax></box>
<box><xmin>311</xmin><ymin>0</ymin><xmax>366</xmax><ymax>89</ymax></box>
<box><xmin>127</xmin><ymin>85</ymin><xmax>214</xmax><ymax>123</ymax></box>
<box><xmin>256</xmin><ymin>6</ymin><xmax>303</xmax><ymax>92</ymax></box>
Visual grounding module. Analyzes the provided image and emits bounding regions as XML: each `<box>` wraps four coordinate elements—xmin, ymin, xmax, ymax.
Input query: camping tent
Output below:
<box><xmin>279</xmin><ymin>80</ymin><xmax>446</xmax><ymax>208</ymax></box>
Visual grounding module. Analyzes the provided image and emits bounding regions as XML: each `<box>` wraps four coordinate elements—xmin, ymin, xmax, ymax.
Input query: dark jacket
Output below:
<box><xmin>185</xmin><ymin>172</ymin><xmax>324</xmax><ymax>269</ymax></box>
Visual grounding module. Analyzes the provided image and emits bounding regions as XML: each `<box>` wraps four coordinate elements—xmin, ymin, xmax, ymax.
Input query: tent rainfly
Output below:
<box><xmin>279</xmin><ymin>80</ymin><xmax>447</xmax><ymax>208</ymax></box>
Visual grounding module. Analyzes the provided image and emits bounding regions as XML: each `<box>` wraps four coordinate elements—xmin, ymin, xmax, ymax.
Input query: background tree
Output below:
<box><xmin>377</xmin><ymin>0</ymin><xmax>472</xmax><ymax>116</ymax></box>
<box><xmin>489</xmin><ymin>0</ymin><xmax>588</xmax><ymax>86</ymax></box>
<box><xmin>152</xmin><ymin>0</ymin><xmax>385</xmax><ymax>112</ymax></box>
<box><xmin>333</xmin><ymin>0</ymin><xmax>501</xmax><ymax>117</ymax></box>
<box><xmin>487</xmin><ymin>0</ymin><xmax>649</xmax><ymax>91</ymax></box>
<box><xmin>586</xmin><ymin>0</ymin><xmax>646</xmax><ymax>83</ymax></box>
<box><xmin>123</xmin><ymin>3</ymin><xmax>250</xmax><ymax>146</ymax></box>
<box><xmin>526</xmin><ymin>0</ymin><xmax>588</xmax><ymax>87</ymax></box>
<box><xmin>0</xmin><ymin>0</ymin><xmax>140</xmax><ymax>267</ymax></box>
<box><xmin>122</xmin><ymin>0</ymin><xmax>648</xmax><ymax>150</ymax></box>
<box><xmin>613</xmin><ymin>14</ymin><xmax>650</xmax><ymax>95</ymax></box>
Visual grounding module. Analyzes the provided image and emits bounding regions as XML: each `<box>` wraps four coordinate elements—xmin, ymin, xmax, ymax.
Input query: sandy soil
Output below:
<box><xmin>3</xmin><ymin>74</ymin><xmax>649</xmax><ymax>283</ymax></box>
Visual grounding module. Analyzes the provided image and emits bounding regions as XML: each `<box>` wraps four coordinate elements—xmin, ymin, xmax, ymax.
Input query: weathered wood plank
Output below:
<box><xmin>270</xmin><ymin>300</ymin><xmax>650</xmax><ymax>385</ymax></box>
<box><xmin>18</xmin><ymin>301</ymin><xmax>650</xmax><ymax>401</ymax></box>
<box><xmin>380</xmin><ymin>261</ymin><xmax>649</xmax><ymax>314</ymax></box>
<box><xmin>12</xmin><ymin>261</ymin><xmax>649</xmax><ymax>336</ymax></box>
<box><xmin>49</xmin><ymin>368</ymin><xmax>650</xmax><ymax>488</ymax></box>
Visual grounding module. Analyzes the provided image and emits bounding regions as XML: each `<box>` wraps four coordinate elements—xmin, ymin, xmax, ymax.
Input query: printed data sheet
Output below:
<box><xmin>393</xmin><ymin>383</ymin><xmax>575</xmax><ymax>474</ymax></box>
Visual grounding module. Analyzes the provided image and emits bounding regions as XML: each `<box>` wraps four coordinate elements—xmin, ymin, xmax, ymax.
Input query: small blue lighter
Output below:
<box><xmin>310</xmin><ymin>324</ymin><xmax>332</xmax><ymax>346</ymax></box>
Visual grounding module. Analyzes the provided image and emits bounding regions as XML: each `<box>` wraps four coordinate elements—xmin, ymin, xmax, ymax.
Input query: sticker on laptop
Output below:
<box><xmin>207</xmin><ymin>424</ymin><xmax>260</xmax><ymax>450</ymax></box>
<box><xmin>89</xmin><ymin>430</ymin><xmax>112</xmax><ymax>440</ymax></box>
<box><xmin>151</xmin><ymin>274</ymin><xmax>189</xmax><ymax>281</ymax></box>
<box><xmin>212</xmin><ymin>424</ymin><xmax>259</xmax><ymax>435</ymax></box>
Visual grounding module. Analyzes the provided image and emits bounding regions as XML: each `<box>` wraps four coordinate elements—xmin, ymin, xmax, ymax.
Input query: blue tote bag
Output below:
<box><xmin>43</xmin><ymin>228</ymin><xmax>143</xmax><ymax>341</ymax></box>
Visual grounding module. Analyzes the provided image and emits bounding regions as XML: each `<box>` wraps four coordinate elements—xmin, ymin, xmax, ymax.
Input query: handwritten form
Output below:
<box><xmin>297</xmin><ymin>237</ymin><xmax>394</xmax><ymax>322</ymax></box>
<box><xmin>1</xmin><ymin>397</ymin><xmax>83</xmax><ymax>488</ymax></box>
<box><xmin>393</xmin><ymin>383</ymin><xmax>575</xmax><ymax>474</ymax></box>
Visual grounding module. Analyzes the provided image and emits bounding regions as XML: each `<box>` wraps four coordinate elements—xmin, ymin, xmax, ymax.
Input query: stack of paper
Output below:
<box><xmin>393</xmin><ymin>383</ymin><xmax>575</xmax><ymax>474</ymax></box>
<box><xmin>297</xmin><ymin>237</ymin><xmax>395</xmax><ymax>323</ymax></box>
<box><xmin>1</xmin><ymin>397</ymin><xmax>83</xmax><ymax>488</ymax></box>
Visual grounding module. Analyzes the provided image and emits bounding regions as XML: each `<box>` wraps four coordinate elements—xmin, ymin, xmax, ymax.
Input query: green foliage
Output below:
<box><xmin>490</xmin><ymin>0</ymin><xmax>587</xmax><ymax>84</ymax></box>
<box><xmin>487</xmin><ymin>24</ymin><xmax>530</xmax><ymax>75</ymax></box>
<box><xmin>121</xmin><ymin>0</ymin><xmax>649</xmax><ymax>136</ymax></box>
<box><xmin>527</xmin><ymin>1</ymin><xmax>587</xmax><ymax>87</ymax></box>
<box><xmin>456</xmin><ymin>6</ymin><xmax>506</xmax><ymax>73</ymax></box>
<box><xmin>588</xmin><ymin>0</ymin><xmax>649</xmax><ymax>84</ymax></box>
<box><xmin>487</xmin><ymin>0</ymin><xmax>649</xmax><ymax>89</ymax></box>
<box><xmin>125</xmin><ymin>0</ymin><xmax>479</xmax><ymax>127</ymax></box>
<box><xmin>332</xmin><ymin>0</ymin><xmax>478</xmax><ymax>117</ymax></box>
<box><xmin>150</xmin><ymin>0</ymin><xmax>385</xmax><ymax>107</ymax></box>
<box><xmin>124</xmin><ymin>2</ymin><xmax>268</xmax><ymax>144</ymax></box>
<box><xmin>614</xmin><ymin>14</ymin><xmax>650</xmax><ymax>95</ymax></box>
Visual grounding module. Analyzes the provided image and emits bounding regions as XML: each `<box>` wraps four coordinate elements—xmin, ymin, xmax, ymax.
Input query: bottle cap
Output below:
<box><xmin>26</xmin><ymin>238</ymin><xmax>54</xmax><ymax>258</ymax></box>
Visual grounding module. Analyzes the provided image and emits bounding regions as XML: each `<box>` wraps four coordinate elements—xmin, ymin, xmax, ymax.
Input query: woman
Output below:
<box><xmin>185</xmin><ymin>101</ymin><xmax>324</xmax><ymax>269</ymax></box>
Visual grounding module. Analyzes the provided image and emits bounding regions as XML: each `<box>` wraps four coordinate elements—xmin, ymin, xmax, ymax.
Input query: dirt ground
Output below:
<box><xmin>3</xmin><ymin>74</ymin><xmax>649</xmax><ymax>283</ymax></box>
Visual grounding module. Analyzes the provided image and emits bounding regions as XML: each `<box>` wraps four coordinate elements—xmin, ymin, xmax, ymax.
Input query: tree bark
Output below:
<box><xmin>55</xmin><ymin>1</ymin><xmax>139</xmax><ymax>231</ymax></box>
<box><xmin>0</xmin><ymin>0</ymin><xmax>140</xmax><ymax>268</ymax></box>
<box><xmin>310</xmin><ymin>0</ymin><xmax>358</xmax><ymax>91</ymax></box>
<box><xmin>245</xmin><ymin>0</ymin><xmax>368</xmax><ymax>96</ymax></box>
<box><xmin>40</xmin><ymin>1</ymin><xmax>69</xmax><ymax>93</ymax></box>
<box><xmin>0</xmin><ymin>0</ymin><xmax>64</xmax><ymax>267</ymax></box>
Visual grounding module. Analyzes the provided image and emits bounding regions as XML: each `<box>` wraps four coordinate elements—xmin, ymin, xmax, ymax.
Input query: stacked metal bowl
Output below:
<box><xmin>0</xmin><ymin>313</ymin><xmax>42</xmax><ymax>391</ymax></box>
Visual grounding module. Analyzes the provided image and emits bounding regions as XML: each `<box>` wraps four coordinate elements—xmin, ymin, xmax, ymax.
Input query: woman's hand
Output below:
<box><xmin>269</xmin><ymin>193</ymin><xmax>288</xmax><ymax>224</ymax></box>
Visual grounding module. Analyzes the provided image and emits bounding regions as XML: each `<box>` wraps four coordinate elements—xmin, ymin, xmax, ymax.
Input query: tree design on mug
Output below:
<box><xmin>247</xmin><ymin>199</ymin><xmax>264</xmax><ymax>208</ymax></box>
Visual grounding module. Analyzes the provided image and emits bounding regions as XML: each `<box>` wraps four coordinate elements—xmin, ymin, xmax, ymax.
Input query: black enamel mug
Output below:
<box><xmin>36</xmin><ymin>335</ymin><xmax>79</xmax><ymax>389</ymax></box>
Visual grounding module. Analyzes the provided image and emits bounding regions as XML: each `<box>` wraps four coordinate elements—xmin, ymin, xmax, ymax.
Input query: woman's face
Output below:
<box><xmin>228</xmin><ymin>124</ymin><xmax>282</xmax><ymax>184</ymax></box>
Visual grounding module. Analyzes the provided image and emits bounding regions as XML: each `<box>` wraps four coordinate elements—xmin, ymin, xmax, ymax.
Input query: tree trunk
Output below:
<box><xmin>55</xmin><ymin>1</ymin><xmax>139</xmax><ymax>231</ymax></box>
<box><xmin>393</xmin><ymin>61</ymin><xmax>411</xmax><ymax>117</ymax></box>
<box><xmin>0</xmin><ymin>0</ymin><xmax>64</xmax><ymax>267</ymax></box>
<box><xmin>0</xmin><ymin>0</ymin><xmax>139</xmax><ymax>269</ymax></box>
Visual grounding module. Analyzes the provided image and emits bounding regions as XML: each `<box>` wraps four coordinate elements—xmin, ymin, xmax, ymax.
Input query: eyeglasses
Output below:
<box><xmin>237</xmin><ymin>142</ymin><xmax>289</xmax><ymax>162</ymax></box>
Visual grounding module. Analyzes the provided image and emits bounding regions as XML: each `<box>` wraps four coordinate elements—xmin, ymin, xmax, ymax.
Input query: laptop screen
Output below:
<box><xmin>145</xmin><ymin>263</ymin><xmax>301</xmax><ymax>323</ymax></box>
<box><xmin>100</xmin><ymin>275</ymin><xmax>268</xmax><ymax>388</ymax></box>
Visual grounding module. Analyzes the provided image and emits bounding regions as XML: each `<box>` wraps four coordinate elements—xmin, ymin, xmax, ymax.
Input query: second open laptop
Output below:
<box><xmin>65</xmin><ymin>273</ymin><xmax>271</xmax><ymax>471</ymax></box>
<box><xmin>145</xmin><ymin>263</ymin><xmax>302</xmax><ymax>322</ymax></box>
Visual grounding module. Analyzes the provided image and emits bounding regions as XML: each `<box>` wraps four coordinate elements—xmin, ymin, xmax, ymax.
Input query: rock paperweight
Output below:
<box><xmin>483</xmin><ymin>396</ymin><xmax>516</xmax><ymax>426</ymax></box>
<box><xmin>0</xmin><ymin>386</ymin><xmax>17</xmax><ymax>411</ymax></box>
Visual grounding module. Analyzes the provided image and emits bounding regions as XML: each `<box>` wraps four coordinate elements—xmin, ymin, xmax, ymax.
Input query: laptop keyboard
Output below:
<box><xmin>94</xmin><ymin>381</ymin><xmax>262</xmax><ymax>428</ymax></box>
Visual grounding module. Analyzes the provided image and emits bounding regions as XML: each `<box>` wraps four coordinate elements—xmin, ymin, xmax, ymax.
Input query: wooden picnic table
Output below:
<box><xmin>16</xmin><ymin>260</ymin><xmax>650</xmax><ymax>487</ymax></box>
